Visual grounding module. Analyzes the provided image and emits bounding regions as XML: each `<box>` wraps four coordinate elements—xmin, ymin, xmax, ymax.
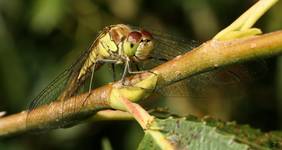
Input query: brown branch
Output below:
<box><xmin>1</xmin><ymin>30</ymin><xmax>282</xmax><ymax>137</ymax></box>
<box><xmin>0</xmin><ymin>84</ymin><xmax>113</xmax><ymax>136</ymax></box>
<box><xmin>154</xmin><ymin>31</ymin><xmax>282</xmax><ymax>87</ymax></box>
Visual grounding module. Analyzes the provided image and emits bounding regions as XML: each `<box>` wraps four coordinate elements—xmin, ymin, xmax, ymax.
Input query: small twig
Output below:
<box><xmin>118</xmin><ymin>97</ymin><xmax>154</xmax><ymax>129</ymax></box>
<box><xmin>213</xmin><ymin>0</ymin><xmax>278</xmax><ymax>40</ymax></box>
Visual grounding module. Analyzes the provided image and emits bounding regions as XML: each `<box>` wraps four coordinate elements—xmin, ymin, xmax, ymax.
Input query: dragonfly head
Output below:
<box><xmin>134</xmin><ymin>30</ymin><xmax>154</xmax><ymax>61</ymax></box>
<box><xmin>123</xmin><ymin>30</ymin><xmax>154</xmax><ymax>61</ymax></box>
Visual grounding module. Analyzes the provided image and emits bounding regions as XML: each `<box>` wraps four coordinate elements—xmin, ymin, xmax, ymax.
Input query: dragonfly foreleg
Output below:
<box><xmin>88</xmin><ymin>62</ymin><xmax>97</xmax><ymax>93</ymax></box>
<box><xmin>121</xmin><ymin>60</ymin><xmax>129</xmax><ymax>84</ymax></box>
<box><xmin>134</xmin><ymin>62</ymin><xmax>140</xmax><ymax>71</ymax></box>
<box><xmin>127</xmin><ymin>61</ymin><xmax>153</xmax><ymax>75</ymax></box>
<box><xmin>111</xmin><ymin>64</ymin><xmax>116</xmax><ymax>81</ymax></box>
<box><xmin>121</xmin><ymin>59</ymin><xmax>157</xmax><ymax>86</ymax></box>
<box><xmin>98</xmin><ymin>59</ymin><xmax>120</xmax><ymax>63</ymax></box>
<box><xmin>88</xmin><ymin>59</ymin><xmax>120</xmax><ymax>92</ymax></box>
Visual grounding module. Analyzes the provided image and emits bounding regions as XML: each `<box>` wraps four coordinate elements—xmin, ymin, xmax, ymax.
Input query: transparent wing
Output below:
<box><xmin>152</xmin><ymin>34</ymin><xmax>194</xmax><ymax>60</ymax></box>
<box><xmin>139</xmin><ymin>29</ymin><xmax>267</xmax><ymax>98</ymax></box>
<box><xmin>28</xmin><ymin>68</ymin><xmax>71</xmax><ymax>110</ymax></box>
<box><xmin>160</xmin><ymin>60</ymin><xmax>267</xmax><ymax>98</ymax></box>
<box><xmin>26</xmin><ymin>45</ymin><xmax>93</xmax><ymax>131</ymax></box>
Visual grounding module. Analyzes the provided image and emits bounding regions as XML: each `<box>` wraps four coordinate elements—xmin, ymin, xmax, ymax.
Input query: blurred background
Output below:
<box><xmin>0</xmin><ymin>0</ymin><xmax>282</xmax><ymax>149</ymax></box>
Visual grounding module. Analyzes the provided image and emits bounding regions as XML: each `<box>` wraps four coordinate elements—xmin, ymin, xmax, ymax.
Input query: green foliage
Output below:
<box><xmin>138</xmin><ymin>116</ymin><xmax>282</xmax><ymax>150</ymax></box>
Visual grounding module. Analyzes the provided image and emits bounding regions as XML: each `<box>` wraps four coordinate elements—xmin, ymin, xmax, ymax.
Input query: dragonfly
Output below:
<box><xmin>26</xmin><ymin>24</ymin><xmax>163</xmax><ymax>130</ymax></box>
<box><xmin>26</xmin><ymin>24</ymin><xmax>265</xmax><ymax>131</ymax></box>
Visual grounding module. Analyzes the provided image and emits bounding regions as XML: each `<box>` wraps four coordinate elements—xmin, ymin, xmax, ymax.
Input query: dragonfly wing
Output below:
<box><xmin>26</xmin><ymin>45</ymin><xmax>94</xmax><ymax>131</ymax></box>
<box><xmin>139</xmin><ymin>29</ymin><xmax>196</xmax><ymax>69</ymax></box>
<box><xmin>138</xmin><ymin>30</ymin><xmax>267</xmax><ymax>98</ymax></box>
<box><xmin>28</xmin><ymin>69</ymin><xmax>71</xmax><ymax>110</ymax></box>
<box><xmin>26</xmin><ymin>68</ymin><xmax>77</xmax><ymax>130</ymax></box>
<box><xmin>156</xmin><ymin>60</ymin><xmax>267</xmax><ymax>98</ymax></box>
<box><xmin>156</xmin><ymin>72</ymin><xmax>238</xmax><ymax>98</ymax></box>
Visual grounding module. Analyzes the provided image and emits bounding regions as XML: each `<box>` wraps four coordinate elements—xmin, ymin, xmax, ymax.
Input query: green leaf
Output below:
<box><xmin>138</xmin><ymin>116</ymin><xmax>282</xmax><ymax>150</ymax></box>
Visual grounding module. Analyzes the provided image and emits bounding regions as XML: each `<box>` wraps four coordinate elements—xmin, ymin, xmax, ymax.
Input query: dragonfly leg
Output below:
<box><xmin>147</xmin><ymin>56</ymin><xmax>168</xmax><ymax>62</ymax></box>
<box><xmin>121</xmin><ymin>60</ymin><xmax>158</xmax><ymax>85</ymax></box>
<box><xmin>85</xmin><ymin>59</ymin><xmax>120</xmax><ymax>107</ymax></box>
<box><xmin>134</xmin><ymin>62</ymin><xmax>140</xmax><ymax>71</ymax></box>
<box><xmin>127</xmin><ymin>61</ymin><xmax>157</xmax><ymax>76</ymax></box>
<box><xmin>100</xmin><ymin>59</ymin><xmax>121</xmax><ymax>82</ymax></box>
<box><xmin>88</xmin><ymin>59</ymin><xmax>121</xmax><ymax>92</ymax></box>
<box><xmin>121</xmin><ymin>60</ymin><xmax>129</xmax><ymax>85</ymax></box>
<box><xmin>99</xmin><ymin>59</ymin><xmax>120</xmax><ymax>63</ymax></box>
<box><xmin>111</xmin><ymin>64</ymin><xmax>117</xmax><ymax>81</ymax></box>
<box><xmin>88</xmin><ymin>62</ymin><xmax>97</xmax><ymax>93</ymax></box>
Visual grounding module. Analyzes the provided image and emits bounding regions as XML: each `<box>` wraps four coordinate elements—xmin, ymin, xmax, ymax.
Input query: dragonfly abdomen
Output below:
<box><xmin>78</xmin><ymin>50</ymin><xmax>97</xmax><ymax>80</ymax></box>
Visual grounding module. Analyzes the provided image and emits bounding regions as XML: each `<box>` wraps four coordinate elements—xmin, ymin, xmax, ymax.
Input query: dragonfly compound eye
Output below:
<box><xmin>123</xmin><ymin>31</ymin><xmax>142</xmax><ymax>57</ymax></box>
<box><xmin>134</xmin><ymin>30</ymin><xmax>155</xmax><ymax>61</ymax></box>
<box><xmin>141</xmin><ymin>30</ymin><xmax>153</xmax><ymax>40</ymax></box>
<box><xmin>128</xmin><ymin>31</ymin><xmax>142</xmax><ymax>44</ymax></box>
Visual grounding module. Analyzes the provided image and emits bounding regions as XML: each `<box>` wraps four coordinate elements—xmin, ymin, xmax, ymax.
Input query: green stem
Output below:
<box><xmin>213</xmin><ymin>0</ymin><xmax>278</xmax><ymax>40</ymax></box>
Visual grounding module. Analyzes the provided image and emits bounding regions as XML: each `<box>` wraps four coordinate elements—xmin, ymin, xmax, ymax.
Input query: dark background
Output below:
<box><xmin>0</xmin><ymin>0</ymin><xmax>282</xmax><ymax>149</ymax></box>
